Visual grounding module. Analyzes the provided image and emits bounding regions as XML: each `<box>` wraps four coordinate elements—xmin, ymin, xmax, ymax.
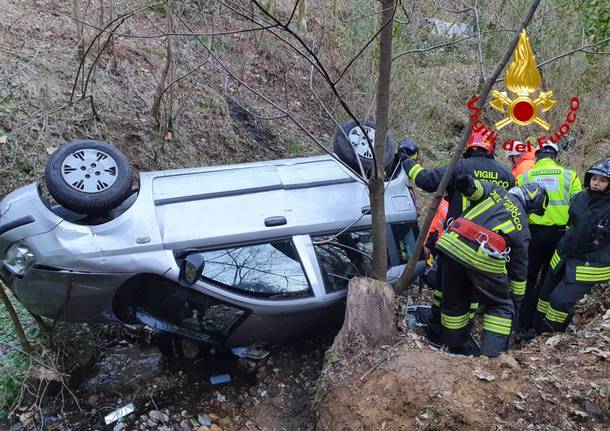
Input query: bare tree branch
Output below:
<box><xmin>0</xmin><ymin>284</ymin><xmax>32</xmax><ymax>353</ymax></box>
<box><xmin>536</xmin><ymin>37</ymin><xmax>610</xmax><ymax>67</ymax></box>
<box><xmin>392</xmin><ymin>29</ymin><xmax>518</xmax><ymax>61</ymax></box>
<box><xmin>431</xmin><ymin>0</ymin><xmax>472</xmax><ymax>14</ymax></box>
<box><xmin>333</xmin><ymin>8</ymin><xmax>394</xmax><ymax>85</ymax></box>
<box><xmin>241</xmin><ymin>0</ymin><xmax>380</xmax><ymax>175</ymax></box>
<box><xmin>162</xmin><ymin>0</ymin><xmax>366</xmax><ymax>182</ymax></box>
<box><xmin>396</xmin><ymin>0</ymin><xmax>543</xmax><ymax>293</ymax></box>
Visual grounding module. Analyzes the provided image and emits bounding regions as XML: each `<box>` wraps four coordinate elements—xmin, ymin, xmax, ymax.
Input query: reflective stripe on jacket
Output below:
<box><xmin>551</xmin><ymin>190</ymin><xmax>610</xmax><ymax>284</ymax></box>
<box><xmin>436</xmin><ymin>182</ymin><xmax>530</xmax><ymax>294</ymax></box>
<box><xmin>406</xmin><ymin>154</ymin><xmax>514</xmax><ymax>221</ymax></box>
<box><xmin>517</xmin><ymin>158</ymin><xmax>582</xmax><ymax>226</ymax></box>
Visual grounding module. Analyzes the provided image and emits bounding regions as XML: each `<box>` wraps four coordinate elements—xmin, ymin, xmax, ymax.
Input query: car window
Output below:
<box><xmin>134</xmin><ymin>278</ymin><xmax>247</xmax><ymax>343</ymax></box>
<box><xmin>198</xmin><ymin>240</ymin><xmax>312</xmax><ymax>299</ymax></box>
<box><xmin>391</xmin><ymin>222</ymin><xmax>418</xmax><ymax>264</ymax></box>
<box><xmin>312</xmin><ymin>231</ymin><xmax>374</xmax><ymax>293</ymax></box>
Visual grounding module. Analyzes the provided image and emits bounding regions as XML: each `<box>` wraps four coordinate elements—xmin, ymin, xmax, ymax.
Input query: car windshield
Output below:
<box><xmin>198</xmin><ymin>240</ymin><xmax>312</xmax><ymax>299</ymax></box>
<box><xmin>312</xmin><ymin>231</ymin><xmax>374</xmax><ymax>293</ymax></box>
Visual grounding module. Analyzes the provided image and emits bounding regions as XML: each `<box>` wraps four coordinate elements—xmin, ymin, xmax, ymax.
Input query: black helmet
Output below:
<box><xmin>398</xmin><ymin>139</ymin><xmax>418</xmax><ymax>158</ymax></box>
<box><xmin>509</xmin><ymin>183</ymin><xmax>548</xmax><ymax>216</ymax></box>
<box><xmin>584</xmin><ymin>158</ymin><xmax>610</xmax><ymax>193</ymax></box>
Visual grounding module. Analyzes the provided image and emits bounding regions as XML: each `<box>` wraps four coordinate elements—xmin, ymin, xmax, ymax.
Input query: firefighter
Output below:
<box><xmin>400</xmin><ymin>130</ymin><xmax>514</xmax><ymax>339</ymax></box>
<box><xmin>435</xmin><ymin>177</ymin><xmax>548</xmax><ymax>356</ymax></box>
<box><xmin>532</xmin><ymin>158</ymin><xmax>610</xmax><ymax>333</ymax></box>
<box><xmin>515</xmin><ymin>142</ymin><xmax>582</xmax><ymax>334</ymax></box>
<box><xmin>505</xmin><ymin>140</ymin><xmax>535</xmax><ymax>178</ymax></box>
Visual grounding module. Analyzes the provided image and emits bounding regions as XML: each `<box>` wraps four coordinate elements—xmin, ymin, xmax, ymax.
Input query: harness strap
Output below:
<box><xmin>449</xmin><ymin>217</ymin><xmax>507</xmax><ymax>255</ymax></box>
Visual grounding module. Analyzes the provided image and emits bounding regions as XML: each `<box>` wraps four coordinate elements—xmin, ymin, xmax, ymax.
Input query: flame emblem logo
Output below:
<box><xmin>489</xmin><ymin>29</ymin><xmax>556</xmax><ymax>130</ymax></box>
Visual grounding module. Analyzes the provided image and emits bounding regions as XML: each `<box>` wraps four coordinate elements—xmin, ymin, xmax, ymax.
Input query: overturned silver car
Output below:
<box><xmin>0</xmin><ymin>130</ymin><xmax>423</xmax><ymax>349</ymax></box>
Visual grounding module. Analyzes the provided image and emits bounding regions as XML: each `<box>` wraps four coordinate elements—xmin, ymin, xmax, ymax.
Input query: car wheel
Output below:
<box><xmin>332</xmin><ymin>119</ymin><xmax>395</xmax><ymax>174</ymax></box>
<box><xmin>44</xmin><ymin>140</ymin><xmax>133</xmax><ymax>215</ymax></box>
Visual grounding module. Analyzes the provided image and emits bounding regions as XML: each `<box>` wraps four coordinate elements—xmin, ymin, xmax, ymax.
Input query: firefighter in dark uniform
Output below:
<box><xmin>515</xmin><ymin>142</ymin><xmax>582</xmax><ymax>335</ymax></box>
<box><xmin>435</xmin><ymin>177</ymin><xmax>548</xmax><ymax>356</ymax></box>
<box><xmin>400</xmin><ymin>130</ymin><xmax>514</xmax><ymax>339</ymax></box>
<box><xmin>532</xmin><ymin>158</ymin><xmax>610</xmax><ymax>333</ymax></box>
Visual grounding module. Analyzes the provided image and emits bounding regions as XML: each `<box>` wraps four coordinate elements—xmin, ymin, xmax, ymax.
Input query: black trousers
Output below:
<box><xmin>439</xmin><ymin>254</ymin><xmax>513</xmax><ymax>357</ymax></box>
<box><xmin>532</xmin><ymin>265</ymin><xmax>592</xmax><ymax>332</ymax></box>
<box><xmin>518</xmin><ymin>225</ymin><xmax>565</xmax><ymax>331</ymax></box>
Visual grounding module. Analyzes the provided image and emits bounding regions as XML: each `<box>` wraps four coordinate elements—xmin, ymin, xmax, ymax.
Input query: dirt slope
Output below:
<box><xmin>317</xmin><ymin>286</ymin><xmax>610</xmax><ymax>431</ymax></box>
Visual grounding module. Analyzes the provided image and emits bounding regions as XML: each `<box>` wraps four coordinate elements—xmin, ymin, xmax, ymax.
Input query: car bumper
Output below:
<box><xmin>2</xmin><ymin>265</ymin><xmax>134</xmax><ymax>323</ymax></box>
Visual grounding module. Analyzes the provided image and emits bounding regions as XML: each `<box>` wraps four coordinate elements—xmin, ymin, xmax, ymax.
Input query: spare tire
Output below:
<box><xmin>45</xmin><ymin>140</ymin><xmax>133</xmax><ymax>215</ymax></box>
<box><xmin>332</xmin><ymin>119</ymin><xmax>395</xmax><ymax>174</ymax></box>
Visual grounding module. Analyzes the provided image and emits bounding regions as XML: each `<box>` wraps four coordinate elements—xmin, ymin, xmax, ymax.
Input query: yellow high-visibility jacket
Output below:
<box><xmin>517</xmin><ymin>158</ymin><xmax>581</xmax><ymax>227</ymax></box>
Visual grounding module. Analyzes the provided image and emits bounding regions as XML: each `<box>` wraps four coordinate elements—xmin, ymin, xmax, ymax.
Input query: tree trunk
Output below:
<box><xmin>72</xmin><ymin>0</ymin><xmax>85</xmax><ymax>61</ymax></box>
<box><xmin>369</xmin><ymin>0</ymin><xmax>395</xmax><ymax>281</ymax></box>
<box><xmin>0</xmin><ymin>285</ymin><xmax>32</xmax><ymax>352</ymax></box>
<box><xmin>332</xmin><ymin>278</ymin><xmax>397</xmax><ymax>352</ymax></box>
<box><xmin>152</xmin><ymin>3</ymin><xmax>176</xmax><ymax>130</ymax></box>
<box><xmin>395</xmin><ymin>0</ymin><xmax>543</xmax><ymax>294</ymax></box>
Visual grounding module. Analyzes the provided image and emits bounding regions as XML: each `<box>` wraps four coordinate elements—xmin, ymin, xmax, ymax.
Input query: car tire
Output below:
<box><xmin>44</xmin><ymin>140</ymin><xmax>133</xmax><ymax>215</ymax></box>
<box><xmin>332</xmin><ymin>119</ymin><xmax>395</xmax><ymax>174</ymax></box>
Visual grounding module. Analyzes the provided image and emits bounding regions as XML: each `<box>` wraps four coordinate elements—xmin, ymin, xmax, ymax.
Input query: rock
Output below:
<box><xmin>210</xmin><ymin>425</ymin><xmax>223</xmax><ymax>431</ymax></box>
<box><xmin>179</xmin><ymin>419</ymin><xmax>193</xmax><ymax>431</ymax></box>
<box><xmin>158</xmin><ymin>426</ymin><xmax>172</xmax><ymax>431</ymax></box>
<box><xmin>197</xmin><ymin>414</ymin><xmax>212</xmax><ymax>426</ymax></box>
<box><xmin>113</xmin><ymin>422</ymin><xmax>126</xmax><ymax>431</ymax></box>
<box><xmin>499</xmin><ymin>354</ymin><xmax>520</xmax><ymax>369</ymax></box>
<box><xmin>181</xmin><ymin>410</ymin><xmax>190</xmax><ymax>418</ymax></box>
<box><xmin>473</xmin><ymin>368</ymin><xmax>496</xmax><ymax>382</ymax></box>
<box><xmin>149</xmin><ymin>410</ymin><xmax>163</xmax><ymax>422</ymax></box>
<box><xmin>8</xmin><ymin>423</ymin><xmax>23</xmax><ymax>431</ymax></box>
<box><xmin>161</xmin><ymin>413</ymin><xmax>170</xmax><ymax>422</ymax></box>
<box><xmin>147</xmin><ymin>419</ymin><xmax>157</xmax><ymax>427</ymax></box>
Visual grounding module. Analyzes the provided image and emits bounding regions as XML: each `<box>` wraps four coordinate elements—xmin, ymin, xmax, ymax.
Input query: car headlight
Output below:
<box><xmin>3</xmin><ymin>243</ymin><xmax>36</xmax><ymax>276</ymax></box>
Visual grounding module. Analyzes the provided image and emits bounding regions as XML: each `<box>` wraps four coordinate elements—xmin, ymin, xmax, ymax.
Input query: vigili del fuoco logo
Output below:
<box><xmin>466</xmin><ymin>29</ymin><xmax>580</xmax><ymax>153</ymax></box>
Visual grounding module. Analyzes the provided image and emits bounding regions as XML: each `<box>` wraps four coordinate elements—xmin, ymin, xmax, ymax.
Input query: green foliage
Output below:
<box><xmin>580</xmin><ymin>0</ymin><xmax>610</xmax><ymax>43</ymax></box>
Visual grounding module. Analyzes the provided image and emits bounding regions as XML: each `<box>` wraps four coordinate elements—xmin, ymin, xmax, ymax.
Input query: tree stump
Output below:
<box><xmin>332</xmin><ymin>277</ymin><xmax>397</xmax><ymax>353</ymax></box>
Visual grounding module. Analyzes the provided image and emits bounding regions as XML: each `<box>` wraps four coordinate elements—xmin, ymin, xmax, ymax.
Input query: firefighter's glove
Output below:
<box><xmin>455</xmin><ymin>174</ymin><xmax>476</xmax><ymax>196</ymax></box>
<box><xmin>398</xmin><ymin>139</ymin><xmax>419</xmax><ymax>161</ymax></box>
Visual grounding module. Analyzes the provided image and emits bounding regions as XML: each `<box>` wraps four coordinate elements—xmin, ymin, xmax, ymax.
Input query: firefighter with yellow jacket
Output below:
<box><xmin>434</xmin><ymin>176</ymin><xmax>548</xmax><ymax>357</ymax></box>
<box><xmin>533</xmin><ymin>158</ymin><xmax>610</xmax><ymax>333</ymax></box>
<box><xmin>516</xmin><ymin>142</ymin><xmax>582</xmax><ymax>333</ymax></box>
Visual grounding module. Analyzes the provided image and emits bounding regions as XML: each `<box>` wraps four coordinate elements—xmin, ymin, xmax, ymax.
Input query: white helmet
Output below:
<box><xmin>537</xmin><ymin>142</ymin><xmax>559</xmax><ymax>155</ymax></box>
<box><xmin>504</xmin><ymin>141</ymin><xmax>523</xmax><ymax>158</ymax></box>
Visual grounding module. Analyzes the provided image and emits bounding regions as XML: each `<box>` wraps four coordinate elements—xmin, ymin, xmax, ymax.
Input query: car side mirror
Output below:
<box><xmin>179</xmin><ymin>254</ymin><xmax>205</xmax><ymax>288</ymax></box>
